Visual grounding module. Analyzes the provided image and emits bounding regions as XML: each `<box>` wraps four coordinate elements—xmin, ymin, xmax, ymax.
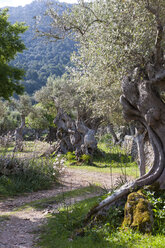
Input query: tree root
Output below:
<box><xmin>85</xmin><ymin>126</ymin><xmax>165</xmax><ymax>221</ymax></box>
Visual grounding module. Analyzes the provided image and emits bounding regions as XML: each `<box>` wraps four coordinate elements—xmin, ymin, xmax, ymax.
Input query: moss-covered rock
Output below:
<box><xmin>122</xmin><ymin>191</ymin><xmax>153</xmax><ymax>233</ymax></box>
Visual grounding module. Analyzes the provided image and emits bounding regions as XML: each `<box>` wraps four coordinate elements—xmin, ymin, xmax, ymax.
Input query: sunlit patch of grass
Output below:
<box><xmin>38</xmin><ymin>196</ymin><xmax>165</xmax><ymax>248</ymax></box>
<box><xmin>67</xmin><ymin>164</ymin><xmax>139</xmax><ymax>178</ymax></box>
<box><xmin>0</xmin><ymin>143</ymin><xmax>15</xmax><ymax>154</ymax></box>
<box><xmin>0</xmin><ymin>141</ymin><xmax>50</xmax><ymax>159</ymax></box>
<box><xmin>65</xmin><ymin>138</ymin><xmax>139</xmax><ymax>178</ymax></box>
<box><xmin>38</xmin><ymin>196</ymin><xmax>101</xmax><ymax>248</ymax></box>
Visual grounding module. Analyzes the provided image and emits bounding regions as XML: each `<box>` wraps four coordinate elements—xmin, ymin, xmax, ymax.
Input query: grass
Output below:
<box><xmin>0</xmin><ymin>141</ymin><xmax>50</xmax><ymax>158</ymax></box>
<box><xmin>0</xmin><ymin>136</ymin><xmax>139</xmax><ymax>198</ymax></box>
<box><xmin>0</xmin><ymin>141</ymin><xmax>61</xmax><ymax>198</ymax></box>
<box><xmin>38</xmin><ymin>195</ymin><xmax>165</xmax><ymax>248</ymax></box>
<box><xmin>0</xmin><ymin>156</ymin><xmax>60</xmax><ymax>198</ymax></box>
<box><xmin>65</xmin><ymin>138</ymin><xmax>139</xmax><ymax>178</ymax></box>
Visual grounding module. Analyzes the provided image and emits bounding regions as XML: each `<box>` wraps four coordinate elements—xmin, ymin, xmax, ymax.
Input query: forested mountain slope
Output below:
<box><xmin>8</xmin><ymin>0</ymin><xmax>76</xmax><ymax>95</ymax></box>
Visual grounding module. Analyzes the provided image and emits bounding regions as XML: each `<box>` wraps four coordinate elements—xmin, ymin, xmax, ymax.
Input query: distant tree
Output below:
<box><xmin>14</xmin><ymin>94</ymin><xmax>32</xmax><ymax>128</ymax></box>
<box><xmin>0</xmin><ymin>9</ymin><xmax>27</xmax><ymax>99</ymax></box>
<box><xmin>35</xmin><ymin>75</ymin><xmax>105</xmax><ymax>130</ymax></box>
<box><xmin>13</xmin><ymin>94</ymin><xmax>32</xmax><ymax>151</ymax></box>
<box><xmin>26</xmin><ymin>103</ymin><xmax>50</xmax><ymax>131</ymax></box>
<box><xmin>33</xmin><ymin>84</ymin><xmax>58</xmax><ymax>141</ymax></box>
<box><xmin>0</xmin><ymin>100</ymin><xmax>20</xmax><ymax>135</ymax></box>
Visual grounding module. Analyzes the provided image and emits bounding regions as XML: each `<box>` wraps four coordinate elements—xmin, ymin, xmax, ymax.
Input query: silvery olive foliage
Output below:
<box><xmin>42</xmin><ymin>0</ymin><xmax>165</xmax><ymax>125</ymax></box>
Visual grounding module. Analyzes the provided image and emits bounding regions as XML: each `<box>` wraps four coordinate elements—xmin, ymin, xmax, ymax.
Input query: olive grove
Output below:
<box><xmin>39</xmin><ymin>0</ymin><xmax>165</xmax><ymax>216</ymax></box>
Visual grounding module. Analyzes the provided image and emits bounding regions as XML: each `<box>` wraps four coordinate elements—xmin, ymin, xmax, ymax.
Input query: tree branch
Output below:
<box><xmin>145</xmin><ymin>0</ymin><xmax>164</xmax><ymax>68</ymax></box>
<box><xmin>151</xmin><ymin>70</ymin><xmax>165</xmax><ymax>90</ymax></box>
<box><xmin>120</xmin><ymin>95</ymin><xmax>141</xmax><ymax>121</ymax></box>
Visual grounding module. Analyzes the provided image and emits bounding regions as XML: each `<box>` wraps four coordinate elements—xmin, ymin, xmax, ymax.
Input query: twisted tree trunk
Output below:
<box><xmin>86</xmin><ymin>11</ymin><xmax>165</xmax><ymax>218</ymax></box>
<box><xmin>135</xmin><ymin>127</ymin><xmax>147</xmax><ymax>176</ymax></box>
<box><xmin>86</xmin><ymin>72</ymin><xmax>165</xmax><ymax>220</ymax></box>
<box><xmin>42</xmin><ymin>109</ymin><xmax>97</xmax><ymax>159</ymax></box>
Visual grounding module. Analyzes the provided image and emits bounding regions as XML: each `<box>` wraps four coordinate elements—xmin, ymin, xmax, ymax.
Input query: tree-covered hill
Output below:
<box><xmin>7</xmin><ymin>0</ymin><xmax>76</xmax><ymax>95</ymax></box>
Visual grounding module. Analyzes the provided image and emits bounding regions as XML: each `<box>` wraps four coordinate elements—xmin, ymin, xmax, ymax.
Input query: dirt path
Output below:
<box><xmin>0</xmin><ymin>168</ymin><xmax>132</xmax><ymax>248</ymax></box>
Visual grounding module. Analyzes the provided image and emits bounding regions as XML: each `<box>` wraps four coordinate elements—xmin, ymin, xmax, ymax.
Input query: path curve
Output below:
<box><xmin>0</xmin><ymin>168</ymin><xmax>132</xmax><ymax>248</ymax></box>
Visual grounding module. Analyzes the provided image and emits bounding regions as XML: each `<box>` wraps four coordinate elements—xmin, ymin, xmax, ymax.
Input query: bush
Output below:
<box><xmin>144</xmin><ymin>188</ymin><xmax>165</xmax><ymax>235</ymax></box>
<box><xmin>98</xmin><ymin>133</ymin><xmax>113</xmax><ymax>144</ymax></box>
<box><xmin>0</xmin><ymin>133</ymin><xmax>14</xmax><ymax>147</ymax></box>
<box><xmin>66</xmin><ymin>152</ymin><xmax>76</xmax><ymax>161</ymax></box>
<box><xmin>80</xmin><ymin>154</ymin><xmax>91</xmax><ymax>164</ymax></box>
<box><xmin>0</xmin><ymin>155</ymin><xmax>61</xmax><ymax>196</ymax></box>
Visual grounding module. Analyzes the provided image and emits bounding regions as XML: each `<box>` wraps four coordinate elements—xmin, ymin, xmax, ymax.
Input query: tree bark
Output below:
<box><xmin>135</xmin><ymin>127</ymin><xmax>147</xmax><ymax>176</ymax></box>
<box><xmin>14</xmin><ymin>114</ymin><xmax>25</xmax><ymax>152</ymax></box>
<box><xmin>107</xmin><ymin>123</ymin><xmax>118</xmax><ymax>144</ymax></box>
<box><xmin>86</xmin><ymin>70</ymin><xmax>165</xmax><ymax>221</ymax></box>
<box><xmin>42</xmin><ymin>109</ymin><xmax>97</xmax><ymax>158</ymax></box>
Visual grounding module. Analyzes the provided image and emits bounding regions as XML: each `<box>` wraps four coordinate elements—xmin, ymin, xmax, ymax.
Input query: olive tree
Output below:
<box><xmin>0</xmin><ymin>100</ymin><xmax>20</xmax><ymax>134</ymax></box>
<box><xmin>37</xmin><ymin>1</ymin><xmax>123</xmax><ymax>129</ymax></box>
<box><xmin>35</xmin><ymin>74</ymin><xmax>104</xmax><ymax>130</ymax></box>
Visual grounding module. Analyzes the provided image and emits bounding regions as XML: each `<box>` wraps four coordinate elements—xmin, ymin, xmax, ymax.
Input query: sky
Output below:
<box><xmin>0</xmin><ymin>0</ymin><xmax>77</xmax><ymax>8</ymax></box>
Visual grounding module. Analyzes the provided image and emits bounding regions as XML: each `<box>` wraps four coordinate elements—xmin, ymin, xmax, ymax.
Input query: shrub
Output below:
<box><xmin>66</xmin><ymin>152</ymin><xmax>76</xmax><ymax>161</ymax></box>
<box><xmin>0</xmin><ymin>133</ymin><xmax>14</xmax><ymax>147</ymax></box>
<box><xmin>0</xmin><ymin>155</ymin><xmax>61</xmax><ymax>196</ymax></box>
<box><xmin>80</xmin><ymin>154</ymin><xmax>91</xmax><ymax>164</ymax></box>
<box><xmin>144</xmin><ymin>188</ymin><xmax>165</xmax><ymax>235</ymax></box>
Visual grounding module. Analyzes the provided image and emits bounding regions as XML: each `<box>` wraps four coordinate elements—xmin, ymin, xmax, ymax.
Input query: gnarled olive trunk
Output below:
<box><xmin>86</xmin><ymin>7</ymin><xmax>165</xmax><ymax>218</ymax></box>
<box><xmin>42</xmin><ymin>109</ymin><xmax>97</xmax><ymax>159</ymax></box>
<box><xmin>121</xmin><ymin>73</ymin><xmax>165</xmax><ymax>189</ymax></box>
<box><xmin>86</xmin><ymin>74</ymin><xmax>165</xmax><ymax>220</ymax></box>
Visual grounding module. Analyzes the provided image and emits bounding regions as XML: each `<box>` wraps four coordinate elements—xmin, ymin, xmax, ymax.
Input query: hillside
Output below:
<box><xmin>8</xmin><ymin>0</ymin><xmax>76</xmax><ymax>95</ymax></box>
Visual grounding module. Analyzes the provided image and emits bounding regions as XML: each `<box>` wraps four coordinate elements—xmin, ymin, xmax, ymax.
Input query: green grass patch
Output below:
<box><xmin>67</xmin><ymin>164</ymin><xmax>139</xmax><ymax>178</ymax></box>
<box><xmin>0</xmin><ymin>141</ymin><xmax>50</xmax><ymax>158</ymax></box>
<box><xmin>65</xmin><ymin>140</ymin><xmax>139</xmax><ymax>178</ymax></box>
<box><xmin>38</xmin><ymin>195</ymin><xmax>165</xmax><ymax>248</ymax></box>
<box><xmin>0</xmin><ymin>143</ymin><xmax>15</xmax><ymax>154</ymax></box>
<box><xmin>38</xmin><ymin>196</ymin><xmax>101</xmax><ymax>248</ymax></box>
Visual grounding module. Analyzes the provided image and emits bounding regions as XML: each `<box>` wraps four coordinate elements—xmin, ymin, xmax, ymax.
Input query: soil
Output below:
<box><xmin>0</xmin><ymin>167</ymin><xmax>133</xmax><ymax>248</ymax></box>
